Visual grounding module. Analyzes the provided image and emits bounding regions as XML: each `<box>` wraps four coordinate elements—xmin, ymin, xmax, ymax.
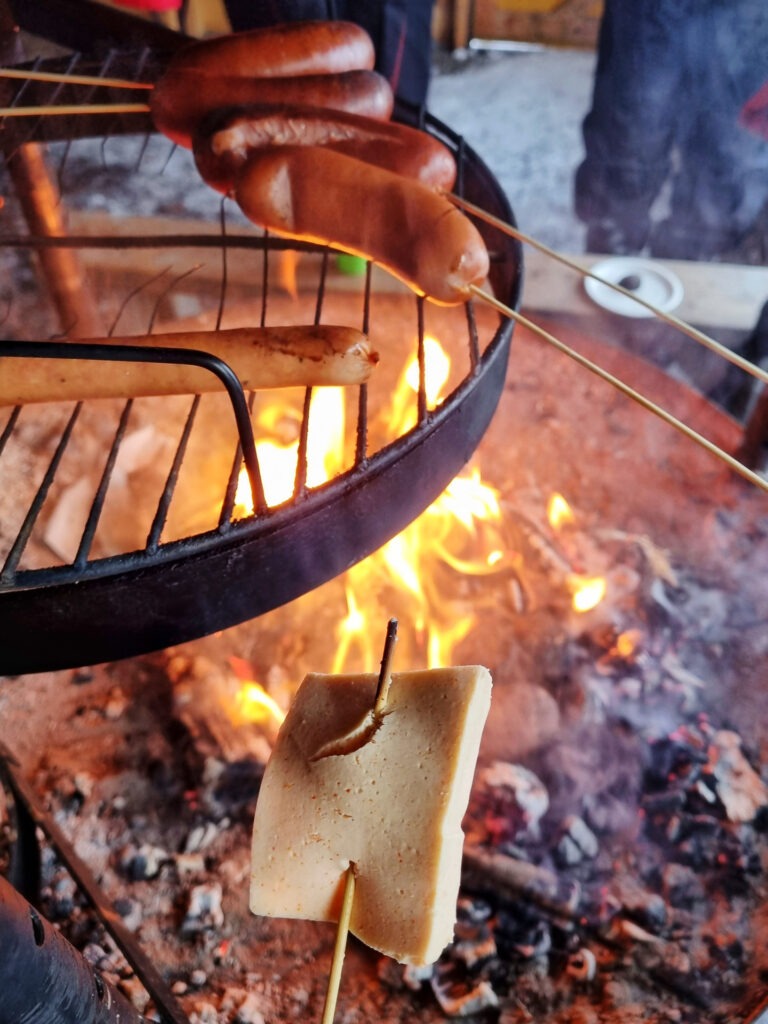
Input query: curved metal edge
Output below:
<box><xmin>0</xmin><ymin>316</ymin><xmax>515</xmax><ymax>674</ymax></box>
<box><xmin>0</xmin><ymin>101</ymin><xmax>523</xmax><ymax>674</ymax></box>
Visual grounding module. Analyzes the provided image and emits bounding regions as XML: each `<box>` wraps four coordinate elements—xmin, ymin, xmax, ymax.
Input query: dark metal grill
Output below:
<box><xmin>0</xmin><ymin>21</ymin><xmax>522</xmax><ymax>676</ymax></box>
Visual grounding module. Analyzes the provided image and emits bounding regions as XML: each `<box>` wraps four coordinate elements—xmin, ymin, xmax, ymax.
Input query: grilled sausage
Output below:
<box><xmin>193</xmin><ymin>103</ymin><xmax>457</xmax><ymax>194</ymax></box>
<box><xmin>166</xmin><ymin>21</ymin><xmax>375</xmax><ymax>80</ymax></box>
<box><xmin>0</xmin><ymin>325</ymin><xmax>377</xmax><ymax>405</ymax></box>
<box><xmin>151</xmin><ymin>68</ymin><xmax>394</xmax><ymax>148</ymax></box>
<box><xmin>234</xmin><ymin>147</ymin><xmax>489</xmax><ymax>306</ymax></box>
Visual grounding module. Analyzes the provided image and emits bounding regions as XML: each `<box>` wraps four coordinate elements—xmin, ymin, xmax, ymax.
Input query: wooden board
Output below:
<box><xmin>522</xmin><ymin>247</ymin><xmax>768</xmax><ymax>332</ymax></box>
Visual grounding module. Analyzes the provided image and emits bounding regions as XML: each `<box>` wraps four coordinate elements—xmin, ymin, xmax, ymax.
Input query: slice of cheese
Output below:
<box><xmin>250</xmin><ymin>665</ymin><xmax>492</xmax><ymax>965</ymax></box>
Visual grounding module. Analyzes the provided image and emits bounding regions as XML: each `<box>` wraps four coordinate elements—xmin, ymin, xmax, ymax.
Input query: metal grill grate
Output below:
<box><xmin>0</xmin><ymin>41</ymin><xmax>522</xmax><ymax>675</ymax></box>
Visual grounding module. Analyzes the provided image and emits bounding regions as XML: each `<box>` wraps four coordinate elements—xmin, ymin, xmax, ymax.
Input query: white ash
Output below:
<box><xmin>182</xmin><ymin>882</ymin><xmax>225</xmax><ymax>934</ymax></box>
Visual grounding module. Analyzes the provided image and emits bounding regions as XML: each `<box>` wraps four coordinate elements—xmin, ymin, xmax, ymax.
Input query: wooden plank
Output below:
<box><xmin>521</xmin><ymin>247</ymin><xmax>768</xmax><ymax>331</ymax></box>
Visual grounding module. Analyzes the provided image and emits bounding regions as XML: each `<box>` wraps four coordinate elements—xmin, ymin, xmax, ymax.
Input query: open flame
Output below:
<box><xmin>227</xmin><ymin>336</ymin><xmax>612</xmax><ymax>730</ymax></box>
<box><xmin>330</xmin><ymin>337</ymin><xmax>505</xmax><ymax>671</ymax></box>
<box><xmin>233</xmin><ymin>385</ymin><xmax>347</xmax><ymax>515</ymax></box>
<box><xmin>547</xmin><ymin>492</ymin><xmax>607</xmax><ymax>615</ymax></box>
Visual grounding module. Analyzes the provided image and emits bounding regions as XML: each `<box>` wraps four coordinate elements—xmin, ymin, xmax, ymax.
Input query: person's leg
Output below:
<box><xmin>651</xmin><ymin>0</ymin><xmax>768</xmax><ymax>260</ymax></box>
<box><xmin>575</xmin><ymin>0</ymin><xmax>687</xmax><ymax>254</ymax></box>
<box><xmin>221</xmin><ymin>0</ymin><xmax>435</xmax><ymax>106</ymax></box>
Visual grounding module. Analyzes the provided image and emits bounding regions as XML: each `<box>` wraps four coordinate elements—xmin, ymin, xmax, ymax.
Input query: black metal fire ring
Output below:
<box><xmin>0</xmin><ymin>24</ymin><xmax>523</xmax><ymax>675</ymax></box>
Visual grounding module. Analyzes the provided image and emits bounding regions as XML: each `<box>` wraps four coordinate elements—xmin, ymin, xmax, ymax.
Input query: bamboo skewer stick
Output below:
<box><xmin>0</xmin><ymin>103</ymin><xmax>150</xmax><ymax>117</ymax></box>
<box><xmin>469</xmin><ymin>283</ymin><xmax>768</xmax><ymax>495</ymax></box>
<box><xmin>450</xmin><ymin>192</ymin><xmax>768</xmax><ymax>388</ymax></box>
<box><xmin>320</xmin><ymin>863</ymin><xmax>357</xmax><ymax>1024</ymax></box>
<box><xmin>0</xmin><ymin>68</ymin><xmax>153</xmax><ymax>89</ymax></box>
<box><xmin>319</xmin><ymin>618</ymin><xmax>397</xmax><ymax>1024</ymax></box>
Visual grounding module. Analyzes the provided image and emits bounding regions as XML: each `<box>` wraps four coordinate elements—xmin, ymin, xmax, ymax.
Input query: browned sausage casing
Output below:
<box><xmin>166</xmin><ymin>20</ymin><xmax>375</xmax><ymax>79</ymax></box>
<box><xmin>0</xmin><ymin>326</ymin><xmax>377</xmax><ymax>406</ymax></box>
<box><xmin>193</xmin><ymin>103</ymin><xmax>457</xmax><ymax>194</ymax></box>
<box><xmin>151</xmin><ymin>68</ymin><xmax>394</xmax><ymax>148</ymax></box>
<box><xmin>234</xmin><ymin>147</ymin><xmax>489</xmax><ymax>306</ymax></box>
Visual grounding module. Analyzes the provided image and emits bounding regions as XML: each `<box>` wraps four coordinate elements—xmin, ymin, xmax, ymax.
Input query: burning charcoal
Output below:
<box><xmin>190</xmin><ymin>969</ymin><xmax>208</xmax><ymax>987</ymax></box>
<box><xmin>497</xmin><ymin>904</ymin><xmax>552</xmax><ymax>960</ymax></box>
<box><xmin>661</xmin><ymin>862</ymin><xmax>705</xmax><ymax>908</ymax></box>
<box><xmin>185</xmin><ymin>821</ymin><xmax>221</xmax><ymax>853</ymax></box>
<box><xmin>118</xmin><ymin>974</ymin><xmax>151</xmax><ymax>1014</ymax></box>
<box><xmin>565</xmin><ymin>947</ymin><xmax>597</xmax><ymax>982</ymax></box>
<box><xmin>113</xmin><ymin>896</ymin><xmax>143</xmax><ymax>931</ymax></box>
<box><xmin>474</xmin><ymin>761</ymin><xmax>549</xmax><ymax>845</ymax></box>
<box><xmin>105</xmin><ymin>685</ymin><xmax>130</xmax><ymax>720</ymax></box>
<box><xmin>555</xmin><ymin>815</ymin><xmax>598</xmax><ymax>866</ymax></box>
<box><xmin>452</xmin><ymin>898</ymin><xmax>497</xmax><ymax>967</ymax></box>
<box><xmin>707</xmin><ymin>730</ymin><xmax>768</xmax><ymax>823</ymax></box>
<box><xmin>645</xmin><ymin>732</ymin><xmax>708</xmax><ymax>791</ymax></box>
<box><xmin>182</xmin><ymin>881</ymin><xmax>225</xmax><ymax>934</ymax></box>
<box><xmin>431</xmin><ymin>963</ymin><xmax>499</xmax><ymax>1018</ymax></box>
<box><xmin>220</xmin><ymin>988</ymin><xmax>267</xmax><ymax>1024</ymax></box>
<box><xmin>117</xmin><ymin>842</ymin><xmax>169</xmax><ymax>881</ymax></box>
<box><xmin>47</xmin><ymin>871</ymin><xmax>78</xmax><ymax>919</ymax></box>
<box><xmin>190</xmin><ymin>1002</ymin><xmax>219</xmax><ymax>1024</ymax></box>
<box><xmin>175</xmin><ymin>851</ymin><xmax>207</xmax><ymax>875</ymax></box>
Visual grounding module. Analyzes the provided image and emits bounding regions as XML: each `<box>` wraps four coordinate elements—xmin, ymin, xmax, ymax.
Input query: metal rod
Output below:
<box><xmin>74</xmin><ymin>399</ymin><xmax>134</xmax><ymax>569</ymax></box>
<box><xmin>0</xmin><ymin>402</ymin><xmax>81</xmax><ymax>583</ymax></box>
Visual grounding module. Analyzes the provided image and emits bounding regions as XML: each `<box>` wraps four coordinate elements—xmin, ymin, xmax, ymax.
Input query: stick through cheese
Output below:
<box><xmin>250</xmin><ymin>665</ymin><xmax>492</xmax><ymax>965</ymax></box>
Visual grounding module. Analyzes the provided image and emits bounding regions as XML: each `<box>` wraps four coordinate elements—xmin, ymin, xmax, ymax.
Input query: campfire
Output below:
<box><xmin>2</xmin><ymin>9</ymin><xmax>768</xmax><ymax>1024</ymax></box>
<box><xmin>3</xmin><ymin>306</ymin><xmax>768</xmax><ymax>1023</ymax></box>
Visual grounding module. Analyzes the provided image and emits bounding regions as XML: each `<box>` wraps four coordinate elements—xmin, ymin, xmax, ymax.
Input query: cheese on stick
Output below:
<box><xmin>0</xmin><ymin>325</ymin><xmax>376</xmax><ymax>406</ymax></box>
<box><xmin>250</xmin><ymin>665</ymin><xmax>492</xmax><ymax>965</ymax></box>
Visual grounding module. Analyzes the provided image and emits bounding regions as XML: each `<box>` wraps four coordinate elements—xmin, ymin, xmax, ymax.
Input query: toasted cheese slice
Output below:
<box><xmin>250</xmin><ymin>666</ymin><xmax>492</xmax><ymax>965</ymax></box>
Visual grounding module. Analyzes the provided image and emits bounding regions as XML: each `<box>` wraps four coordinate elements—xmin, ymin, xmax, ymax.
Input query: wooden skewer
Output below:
<box><xmin>0</xmin><ymin>103</ymin><xmax>150</xmax><ymax>117</ymax></box>
<box><xmin>449</xmin><ymin>192</ymin><xmax>768</xmax><ymax>389</ymax></box>
<box><xmin>319</xmin><ymin>618</ymin><xmax>397</xmax><ymax>1023</ymax></box>
<box><xmin>373</xmin><ymin>617</ymin><xmax>398</xmax><ymax>716</ymax></box>
<box><xmin>0</xmin><ymin>68</ymin><xmax>153</xmax><ymax>89</ymax></box>
<box><xmin>470</xmin><ymin>283</ymin><xmax>768</xmax><ymax>496</ymax></box>
<box><xmin>320</xmin><ymin>863</ymin><xmax>357</xmax><ymax>1024</ymax></box>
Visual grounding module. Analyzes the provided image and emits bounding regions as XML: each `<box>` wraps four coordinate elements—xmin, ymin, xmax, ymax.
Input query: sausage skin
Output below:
<box><xmin>193</xmin><ymin>103</ymin><xmax>457</xmax><ymax>194</ymax></box>
<box><xmin>165</xmin><ymin>20</ymin><xmax>375</xmax><ymax>79</ymax></box>
<box><xmin>234</xmin><ymin>147</ymin><xmax>489</xmax><ymax>306</ymax></box>
<box><xmin>151</xmin><ymin>68</ymin><xmax>394</xmax><ymax>148</ymax></box>
<box><xmin>0</xmin><ymin>325</ymin><xmax>377</xmax><ymax>405</ymax></box>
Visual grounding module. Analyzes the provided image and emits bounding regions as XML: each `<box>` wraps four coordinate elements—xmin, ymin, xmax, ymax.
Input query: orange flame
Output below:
<box><xmin>569</xmin><ymin>575</ymin><xmax>607</xmax><ymax>613</ymax></box>
<box><xmin>233</xmin><ymin>680</ymin><xmax>287</xmax><ymax>727</ymax></box>
<box><xmin>232</xmin><ymin>386</ymin><xmax>347</xmax><ymax>517</ymax></box>
<box><xmin>332</xmin><ymin>336</ymin><xmax>505</xmax><ymax>671</ymax></box>
<box><xmin>548</xmin><ymin>492</ymin><xmax>575</xmax><ymax>531</ymax></box>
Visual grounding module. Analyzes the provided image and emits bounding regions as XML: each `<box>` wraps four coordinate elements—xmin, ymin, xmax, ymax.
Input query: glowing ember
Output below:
<box><xmin>547</xmin><ymin>492</ymin><xmax>575</xmax><ymax>531</ymax></box>
<box><xmin>569</xmin><ymin>575</ymin><xmax>607</xmax><ymax>613</ymax></box>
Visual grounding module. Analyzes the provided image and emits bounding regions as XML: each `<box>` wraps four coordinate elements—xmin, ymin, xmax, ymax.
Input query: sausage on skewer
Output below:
<box><xmin>234</xmin><ymin>146</ymin><xmax>489</xmax><ymax>306</ymax></box>
<box><xmin>193</xmin><ymin>103</ymin><xmax>457</xmax><ymax>193</ymax></box>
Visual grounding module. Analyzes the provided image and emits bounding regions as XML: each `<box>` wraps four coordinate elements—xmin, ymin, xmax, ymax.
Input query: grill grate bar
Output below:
<box><xmin>466</xmin><ymin>298</ymin><xmax>481</xmax><ymax>371</ymax></box>
<box><xmin>74</xmin><ymin>398</ymin><xmax>134</xmax><ymax>570</ymax></box>
<box><xmin>146</xmin><ymin>394</ymin><xmax>200</xmax><ymax>553</ymax></box>
<box><xmin>293</xmin><ymin>251</ymin><xmax>331</xmax><ymax>500</ymax></box>
<box><xmin>1</xmin><ymin>402</ymin><xmax>81</xmax><ymax>584</ymax></box>
<box><xmin>416</xmin><ymin>296</ymin><xmax>428</xmax><ymax>423</ymax></box>
<box><xmin>354</xmin><ymin>262</ymin><xmax>374</xmax><ymax>465</ymax></box>
<box><xmin>0</xmin><ymin>405</ymin><xmax>20</xmax><ymax>456</ymax></box>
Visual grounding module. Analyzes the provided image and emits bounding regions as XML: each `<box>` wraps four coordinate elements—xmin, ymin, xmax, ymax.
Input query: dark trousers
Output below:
<box><xmin>221</xmin><ymin>0</ymin><xmax>435</xmax><ymax>108</ymax></box>
<box><xmin>574</xmin><ymin>0</ymin><xmax>768</xmax><ymax>258</ymax></box>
